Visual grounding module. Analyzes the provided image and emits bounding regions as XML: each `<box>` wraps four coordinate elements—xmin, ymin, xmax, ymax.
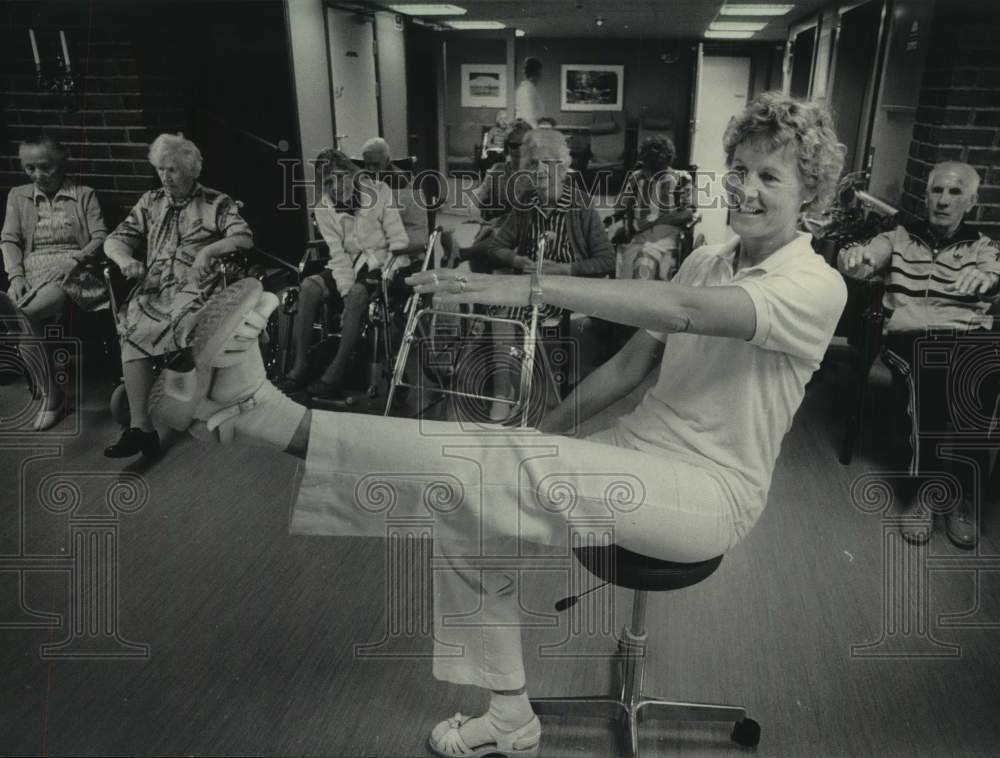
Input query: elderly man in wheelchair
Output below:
<box><xmin>276</xmin><ymin>148</ymin><xmax>412</xmax><ymax>404</ymax></box>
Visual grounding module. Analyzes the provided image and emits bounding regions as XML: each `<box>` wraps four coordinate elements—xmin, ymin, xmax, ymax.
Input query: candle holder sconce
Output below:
<box><xmin>29</xmin><ymin>28</ymin><xmax>80</xmax><ymax>111</ymax></box>
<box><xmin>35</xmin><ymin>55</ymin><xmax>79</xmax><ymax>111</ymax></box>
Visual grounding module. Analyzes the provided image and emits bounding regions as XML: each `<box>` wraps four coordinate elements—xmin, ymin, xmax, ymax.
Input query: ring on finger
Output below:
<box><xmin>431</xmin><ymin>272</ymin><xmax>439</xmax><ymax>286</ymax></box>
<box><xmin>458</xmin><ymin>280</ymin><xmax>467</xmax><ymax>293</ymax></box>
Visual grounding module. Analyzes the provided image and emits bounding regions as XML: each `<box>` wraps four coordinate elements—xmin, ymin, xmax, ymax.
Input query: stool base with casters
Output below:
<box><xmin>530</xmin><ymin>545</ymin><xmax>760</xmax><ymax>756</ymax></box>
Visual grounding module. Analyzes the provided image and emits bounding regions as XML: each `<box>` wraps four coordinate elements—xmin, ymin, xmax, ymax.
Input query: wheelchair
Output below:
<box><xmin>605</xmin><ymin>164</ymin><xmax>704</xmax><ymax>281</ymax></box>
<box><xmin>271</xmin><ymin>227</ymin><xmax>443</xmax><ymax>414</ymax></box>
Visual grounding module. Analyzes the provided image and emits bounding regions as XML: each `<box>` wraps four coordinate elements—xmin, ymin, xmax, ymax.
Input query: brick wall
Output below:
<box><xmin>0</xmin><ymin>17</ymin><xmax>176</xmax><ymax>227</ymax></box>
<box><xmin>905</xmin><ymin>11</ymin><xmax>1000</xmax><ymax>235</ymax></box>
<box><xmin>3</xmin><ymin>2</ymin><xmax>305</xmax><ymax>257</ymax></box>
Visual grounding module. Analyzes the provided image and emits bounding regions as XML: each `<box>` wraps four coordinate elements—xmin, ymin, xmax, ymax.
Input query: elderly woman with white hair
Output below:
<box><xmin>101</xmin><ymin>132</ymin><xmax>253</xmax><ymax>458</ymax></box>
<box><xmin>478</xmin><ymin>126</ymin><xmax>615</xmax><ymax>419</ymax></box>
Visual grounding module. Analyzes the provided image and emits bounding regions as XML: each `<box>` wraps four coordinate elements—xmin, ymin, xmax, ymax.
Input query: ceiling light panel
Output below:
<box><xmin>709</xmin><ymin>21</ymin><xmax>767</xmax><ymax>31</ymax></box>
<box><xmin>447</xmin><ymin>20</ymin><xmax>506</xmax><ymax>29</ymax></box>
<box><xmin>389</xmin><ymin>4</ymin><xmax>467</xmax><ymax>16</ymax></box>
<box><xmin>719</xmin><ymin>4</ymin><xmax>793</xmax><ymax>15</ymax></box>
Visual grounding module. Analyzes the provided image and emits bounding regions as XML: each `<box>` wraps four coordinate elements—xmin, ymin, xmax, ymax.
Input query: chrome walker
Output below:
<box><xmin>385</xmin><ymin>230</ymin><xmax>564</xmax><ymax>427</ymax></box>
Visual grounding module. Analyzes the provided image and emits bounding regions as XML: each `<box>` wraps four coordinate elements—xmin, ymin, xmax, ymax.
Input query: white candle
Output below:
<box><xmin>28</xmin><ymin>28</ymin><xmax>40</xmax><ymax>67</ymax></box>
<box><xmin>59</xmin><ymin>30</ymin><xmax>71</xmax><ymax>70</ymax></box>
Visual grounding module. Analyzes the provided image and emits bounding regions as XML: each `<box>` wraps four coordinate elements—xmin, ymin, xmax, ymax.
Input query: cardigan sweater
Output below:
<box><xmin>315</xmin><ymin>176</ymin><xmax>408</xmax><ymax>296</ymax></box>
<box><xmin>1</xmin><ymin>181</ymin><xmax>107</xmax><ymax>279</ymax></box>
<box><xmin>481</xmin><ymin>182</ymin><xmax>615</xmax><ymax>277</ymax></box>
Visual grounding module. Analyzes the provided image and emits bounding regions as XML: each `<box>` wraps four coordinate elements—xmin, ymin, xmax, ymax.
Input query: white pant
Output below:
<box><xmin>291</xmin><ymin>413</ymin><xmax>740</xmax><ymax>690</ymax></box>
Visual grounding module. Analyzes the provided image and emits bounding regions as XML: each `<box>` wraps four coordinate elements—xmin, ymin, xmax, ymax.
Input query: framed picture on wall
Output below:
<box><xmin>561</xmin><ymin>64</ymin><xmax>624</xmax><ymax>111</ymax></box>
<box><xmin>460</xmin><ymin>64</ymin><xmax>507</xmax><ymax>108</ymax></box>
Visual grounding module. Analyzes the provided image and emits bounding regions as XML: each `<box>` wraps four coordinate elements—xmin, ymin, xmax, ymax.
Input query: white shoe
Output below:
<box><xmin>150</xmin><ymin>279</ymin><xmax>278</xmax><ymax>434</ymax></box>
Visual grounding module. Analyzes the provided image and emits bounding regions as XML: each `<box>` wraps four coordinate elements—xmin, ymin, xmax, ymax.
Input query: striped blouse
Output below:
<box><xmin>497</xmin><ymin>180</ymin><xmax>575</xmax><ymax>324</ymax></box>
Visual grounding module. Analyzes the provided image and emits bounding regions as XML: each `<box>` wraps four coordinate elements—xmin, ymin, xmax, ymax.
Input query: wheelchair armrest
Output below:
<box><xmin>392</xmin><ymin>244</ymin><xmax>425</xmax><ymax>257</ymax></box>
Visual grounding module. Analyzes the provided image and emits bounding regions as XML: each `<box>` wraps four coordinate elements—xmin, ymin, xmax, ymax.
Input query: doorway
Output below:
<box><xmin>690</xmin><ymin>53</ymin><xmax>752</xmax><ymax>247</ymax></box>
<box><xmin>789</xmin><ymin>26</ymin><xmax>817</xmax><ymax>99</ymax></box>
<box><xmin>405</xmin><ymin>22</ymin><xmax>440</xmax><ymax>172</ymax></box>
<box><xmin>325</xmin><ymin>7</ymin><xmax>380</xmax><ymax>157</ymax></box>
<box><xmin>830</xmin><ymin>0</ymin><xmax>885</xmax><ymax>173</ymax></box>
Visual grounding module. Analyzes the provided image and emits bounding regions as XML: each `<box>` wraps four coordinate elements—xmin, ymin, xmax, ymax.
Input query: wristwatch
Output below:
<box><xmin>529</xmin><ymin>273</ymin><xmax>544</xmax><ymax>308</ymax></box>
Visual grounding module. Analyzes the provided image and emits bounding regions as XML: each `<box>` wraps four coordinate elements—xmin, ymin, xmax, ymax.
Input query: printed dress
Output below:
<box><xmin>108</xmin><ymin>184</ymin><xmax>252</xmax><ymax>362</ymax></box>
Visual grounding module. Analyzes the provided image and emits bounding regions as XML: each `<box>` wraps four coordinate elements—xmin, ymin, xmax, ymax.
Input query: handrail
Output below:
<box><xmin>196</xmin><ymin>108</ymin><xmax>290</xmax><ymax>153</ymax></box>
<box><xmin>855</xmin><ymin>190</ymin><xmax>898</xmax><ymax>218</ymax></box>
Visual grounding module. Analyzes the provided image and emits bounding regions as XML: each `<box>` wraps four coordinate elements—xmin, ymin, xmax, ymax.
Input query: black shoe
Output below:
<box><xmin>104</xmin><ymin>427</ymin><xmax>160</xmax><ymax>458</ymax></box>
<box><xmin>307</xmin><ymin>378</ymin><xmax>345</xmax><ymax>399</ymax></box>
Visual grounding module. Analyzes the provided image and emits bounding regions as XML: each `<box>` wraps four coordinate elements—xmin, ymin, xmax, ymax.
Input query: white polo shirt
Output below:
<box><xmin>614</xmin><ymin>233</ymin><xmax>846</xmax><ymax>538</ymax></box>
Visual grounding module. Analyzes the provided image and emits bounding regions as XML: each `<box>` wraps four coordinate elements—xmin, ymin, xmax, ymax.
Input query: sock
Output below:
<box><xmin>488</xmin><ymin>690</ymin><xmax>534</xmax><ymax>728</ymax></box>
<box><xmin>454</xmin><ymin>690</ymin><xmax>534</xmax><ymax>750</ymax></box>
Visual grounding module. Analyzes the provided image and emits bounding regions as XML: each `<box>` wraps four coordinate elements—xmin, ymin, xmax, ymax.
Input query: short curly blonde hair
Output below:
<box><xmin>723</xmin><ymin>92</ymin><xmax>845</xmax><ymax>213</ymax></box>
<box><xmin>148</xmin><ymin>133</ymin><xmax>203</xmax><ymax>178</ymax></box>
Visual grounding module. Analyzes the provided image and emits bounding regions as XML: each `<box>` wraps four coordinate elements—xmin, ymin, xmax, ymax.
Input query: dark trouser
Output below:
<box><xmin>881</xmin><ymin>330</ymin><xmax>1000</xmax><ymax>505</ymax></box>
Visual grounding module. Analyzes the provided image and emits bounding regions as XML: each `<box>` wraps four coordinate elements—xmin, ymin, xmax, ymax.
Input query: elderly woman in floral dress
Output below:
<box><xmin>101</xmin><ymin>133</ymin><xmax>253</xmax><ymax>459</ymax></box>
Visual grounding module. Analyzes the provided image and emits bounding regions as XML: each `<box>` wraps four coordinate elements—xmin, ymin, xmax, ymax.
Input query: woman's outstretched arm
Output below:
<box><xmin>408</xmin><ymin>271</ymin><xmax>757</xmax><ymax>342</ymax></box>
<box><xmin>540</xmin><ymin>327</ymin><xmax>662</xmax><ymax>435</ymax></box>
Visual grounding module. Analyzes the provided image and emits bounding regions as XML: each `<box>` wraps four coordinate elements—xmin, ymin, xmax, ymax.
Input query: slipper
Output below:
<box><xmin>428</xmin><ymin>713</ymin><xmax>540</xmax><ymax>758</ymax></box>
<box><xmin>275</xmin><ymin>373</ymin><xmax>310</xmax><ymax>393</ymax></box>
<box><xmin>149</xmin><ymin>278</ymin><xmax>263</xmax><ymax>431</ymax></box>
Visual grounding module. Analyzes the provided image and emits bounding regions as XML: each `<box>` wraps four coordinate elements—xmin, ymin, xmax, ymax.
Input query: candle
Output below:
<box><xmin>60</xmin><ymin>30</ymin><xmax>71</xmax><ymax>70</ymax></box>
<box><xmin>28</xmin><ymin>28</ymin><xmax>40</xmax><ymax>67</ymax></box>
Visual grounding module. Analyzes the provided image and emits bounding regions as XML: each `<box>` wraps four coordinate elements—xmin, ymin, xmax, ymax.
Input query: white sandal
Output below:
<box><xmin>428</xmin><ymin>712</ymin><xmax>541</xmax><ymax>758</ymax></box>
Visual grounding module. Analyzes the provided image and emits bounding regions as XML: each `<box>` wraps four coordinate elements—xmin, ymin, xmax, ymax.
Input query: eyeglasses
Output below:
<box><xmin>508</xmin><ymin>142</ymin><xmax>522</xmax><ymax>149</ymax></box>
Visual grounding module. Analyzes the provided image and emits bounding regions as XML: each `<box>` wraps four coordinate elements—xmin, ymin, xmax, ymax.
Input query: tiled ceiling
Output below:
<box><xmin>392</xmin><ymin>0</ymin><xmax>835</xmax><ymax>40</ymax></box>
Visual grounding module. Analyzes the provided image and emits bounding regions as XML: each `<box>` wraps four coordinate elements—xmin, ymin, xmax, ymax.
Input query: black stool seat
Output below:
<box><xmin>573</xmin><ymin>545</ymin><xmax>723</xmax><ymax>592</ymax></box>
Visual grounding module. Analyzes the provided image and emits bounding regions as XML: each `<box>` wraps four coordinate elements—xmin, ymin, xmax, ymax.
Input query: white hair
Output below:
<box><xmin>928</xmin><ymin>161</ymin><xmax>981</xmax><ymax>195</ymax></box>
<box><xmin>148</xmin><ymin>133</ymin><xmax>203</xmax><ymax>178</ymax></box>
<box><xmin>361</xmin><ymin>137</ymin><xmax>391</xmax><ymax>162</ymax></box>
<box><xmin>520</xmin><ymin>128</ymin><xmax>570</xmax><ymax>168</ymax></box>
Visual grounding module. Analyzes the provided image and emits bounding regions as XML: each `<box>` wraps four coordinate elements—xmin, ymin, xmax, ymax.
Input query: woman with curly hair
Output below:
<box><xmin>614</xmin><ymin>134</ymin><xmax>694</xmax><ymax>281</ymax></box>
<box><xmin>149</xmin><ymin>92</ymin><xmax>847</xmax><ymax>757</ymax></box>
<box><xmin>102</xmin><ymin>133</ymin><xmax>253</xmax><ymax>459</ymax></box>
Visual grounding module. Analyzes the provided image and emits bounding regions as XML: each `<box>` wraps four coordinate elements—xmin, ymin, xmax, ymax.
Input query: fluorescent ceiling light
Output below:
<box><xmin>389</xmin><ymin>4</ymin><xmax>467</xmax><ymax>15</ymax></box>
<box><xmin>447</xmin><ymin>20</ymin><xmax>505</xmax><ymax>29</ymax></box>
<box><xmin>704</xmin><ymin>30</ymin><xmax>755</xmax><ymax>39</ymax></box>
<box><xmin>515</xmin><ymin>29</ymin><xmax>526</xmax><ymax>37</ymax></box>
<box><xmin>719</xmin><ymin>4</ymin><xmax>793</xmax><ymax>15</ymax></box>
<box><xmin>710</xmin><ymin>21</ymin><xmax>767</xmax><ymax>32</ymax></box>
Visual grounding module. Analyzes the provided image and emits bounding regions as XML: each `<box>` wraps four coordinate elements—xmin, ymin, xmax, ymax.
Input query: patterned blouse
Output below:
<box><xmin>108</xmin><ymin>184</ymin><xmax>252</xmax><ymax>362</ymax></box>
